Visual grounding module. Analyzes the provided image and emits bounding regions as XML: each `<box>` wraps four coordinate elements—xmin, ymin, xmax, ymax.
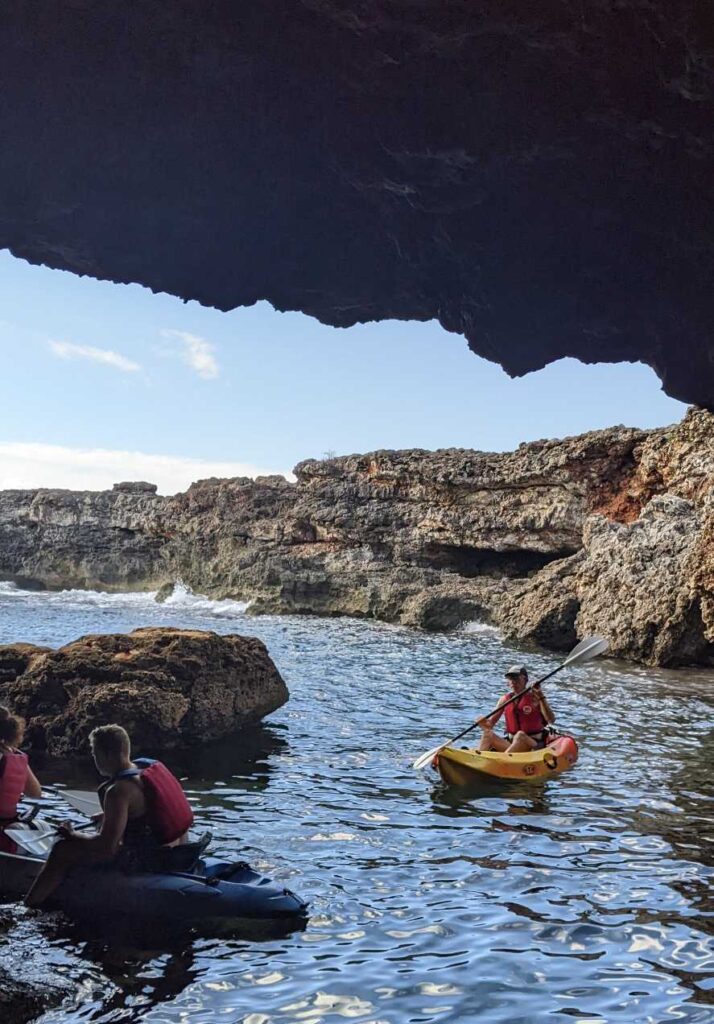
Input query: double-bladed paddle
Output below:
<box><xmin>412</xmin><ymin>635</ymin><xmax>609</xmax><ymax>770</ymax></box>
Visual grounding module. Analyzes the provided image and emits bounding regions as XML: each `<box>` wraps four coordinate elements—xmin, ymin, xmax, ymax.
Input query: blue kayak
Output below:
<box><xmin>0</xmin><ymin>848</ymin><xmax>308</xmax><ymax>937</ymax></box>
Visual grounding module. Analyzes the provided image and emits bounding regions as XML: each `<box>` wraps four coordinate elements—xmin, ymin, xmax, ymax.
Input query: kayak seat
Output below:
<box><xmin>161</xmin><ymin>831</ymin><xmax>213</xmax><ymax>874</ymax></box>
<box><xmin>120</xmin><ymin>831</ymin><xmax>213</xmax><ymax>874</ymax></box>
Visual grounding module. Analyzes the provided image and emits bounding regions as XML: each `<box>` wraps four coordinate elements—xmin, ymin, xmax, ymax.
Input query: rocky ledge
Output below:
<box><xmin>0</xmin><ymin>409</ymin><xmax>712</xmax><ymax>668</ymax></box>
<box><xmin>0</xmin><ymin>628</ymin><xmax>288</xmax><ymax>758</ymax></box>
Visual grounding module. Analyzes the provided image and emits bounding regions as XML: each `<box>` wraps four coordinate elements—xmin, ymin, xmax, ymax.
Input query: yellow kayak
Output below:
<box><xmin>433</xmin><ymin>735</ymin><xmax>578</xmax><ymax>785</ymax></box>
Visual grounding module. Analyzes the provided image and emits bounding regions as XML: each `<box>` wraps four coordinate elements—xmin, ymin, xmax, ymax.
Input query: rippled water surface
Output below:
<box><xmin>1</xmin><ymin>583</ymin><xmax>713</xmax><ymax>1023</ymax></box>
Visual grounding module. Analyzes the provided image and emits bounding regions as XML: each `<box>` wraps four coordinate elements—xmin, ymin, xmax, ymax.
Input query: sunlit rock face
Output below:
<box><xmin>0</xmin><ymin>410</ymin><xmax>712</xmax><ymax>666</ymax></box>
<box><xmin>0</xmin><ymin>628</ymin><xmax>289</xmax><ymax>757</ymax></box>
<box><xmin>1</xmin><ymin>2</ymin><xmax>713</xmax><ymax>404</ymax></box>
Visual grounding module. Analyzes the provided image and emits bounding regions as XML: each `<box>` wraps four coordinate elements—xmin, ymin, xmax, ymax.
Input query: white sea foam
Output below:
<box><xmin>461</xmin><ymin>620</ymin><xmax>501</xmax><ymax>636</ymax></box>
<box><xmin>162</xmin><ymin>580</ymin><xmax>250</xmax><ymax>617</ymax></box>
<box><xmin>0</xmin><ymin>578</ymin><xmax>250</xmax><ymax>618</ymax></box>
<box><xmin>0</xmin><ymin>585</ymin><xmax>159</xmax><ymax>612</ymax></box>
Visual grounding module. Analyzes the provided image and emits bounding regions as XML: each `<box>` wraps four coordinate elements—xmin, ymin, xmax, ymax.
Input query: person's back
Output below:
<box><xmin>26</xmin><ymin>724</ymin><xmax>193</xmax><ymax>907</ymax></box>
<box><xmin>0</xmin><ymin>705</ymin><xmax>42</xmax><ymax>852</ymax></box>
<box><xmin>97</xmin><ymin>750</ymin><xmax>193</xmax><ymax>855</ymax></box>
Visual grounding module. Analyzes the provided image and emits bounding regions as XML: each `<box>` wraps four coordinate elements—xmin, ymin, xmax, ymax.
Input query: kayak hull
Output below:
<box><xmin>0</xmin><ymin>851</ymin><xmax>308</xmax><ymax>935</ymax></box>
<box><xmin>434</xmin><ymin>735</ymin><xmax>578</xmax><ymax>785</ymax></box>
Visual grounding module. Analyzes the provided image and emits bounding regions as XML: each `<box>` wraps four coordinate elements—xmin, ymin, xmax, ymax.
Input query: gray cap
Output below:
<box><xmin>505</xmin><ymin>664</ymin><xmax>527</xmax><ymax>677</ymax></box>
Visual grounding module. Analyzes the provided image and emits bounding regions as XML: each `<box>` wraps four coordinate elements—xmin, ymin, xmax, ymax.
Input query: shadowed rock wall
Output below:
<box><xmin>1</xmin><ymin>2</ymin><xmax>713</xmax><ymax>404</ymax></box>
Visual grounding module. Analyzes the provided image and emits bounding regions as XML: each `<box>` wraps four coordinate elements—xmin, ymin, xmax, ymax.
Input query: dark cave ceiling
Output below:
<box><xmin>1</xmin><ymin>1</ymin><xmax>713</xmax><ymax>405</ymax></box>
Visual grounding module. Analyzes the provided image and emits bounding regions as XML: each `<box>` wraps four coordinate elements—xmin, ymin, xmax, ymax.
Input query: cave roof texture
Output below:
<box><xmin>2</xmin><ymin>2</ymin><xmax>713</xmax><ymax>407</ymax></box>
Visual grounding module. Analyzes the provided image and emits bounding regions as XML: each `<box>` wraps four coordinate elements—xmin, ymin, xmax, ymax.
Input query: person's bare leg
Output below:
<box><xmin>506</xmin><ymin>731</ymin><xmax>538</xmax><ymax>753</ymax></box>
<box><xmin>25</xmin><ymin>839</ymin><xmax>105</xmax><ymax>907</ymax></box>
<box><xmin>478</xmin><ymin>729</ymin><xmax>510</xmax><ymax>752</ymax></box>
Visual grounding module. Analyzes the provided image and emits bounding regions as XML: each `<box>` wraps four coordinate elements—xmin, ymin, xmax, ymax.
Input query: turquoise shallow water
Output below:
<box><xmin>0</xmin><ymin>582</ymin><xmax>713</xmax><ymax>1024</ymax></box>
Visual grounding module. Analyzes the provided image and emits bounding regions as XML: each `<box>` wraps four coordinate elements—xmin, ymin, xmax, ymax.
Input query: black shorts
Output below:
<box><xmin>505</xmin><ymin>730</ymin><xmax>549</xmax><ymax>749</ymax></box>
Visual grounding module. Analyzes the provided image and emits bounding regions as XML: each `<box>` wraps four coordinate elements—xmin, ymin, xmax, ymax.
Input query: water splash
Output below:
<box><xmin>162</xmin><ymin>579</ymin><xmax>251</xmax><ymax>617</ymax></box>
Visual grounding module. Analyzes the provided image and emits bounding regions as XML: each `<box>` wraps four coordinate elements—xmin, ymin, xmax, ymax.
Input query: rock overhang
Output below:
<box><xmin>1</xmin><ymin>1</ymin><xmax>713</xmax><ymax>406</ymax></box>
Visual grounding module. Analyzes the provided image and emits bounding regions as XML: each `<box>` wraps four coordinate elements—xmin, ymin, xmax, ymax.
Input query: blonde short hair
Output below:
<box><xmin>89</xmin><ymin>724</ymin><xmax>131</xmax><ymax>760</ymax></box>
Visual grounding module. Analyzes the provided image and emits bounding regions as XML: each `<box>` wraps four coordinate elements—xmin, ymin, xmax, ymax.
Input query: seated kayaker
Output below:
<box><xmin>0</xmin><ymin>705</ymin><xmax>42</xmax><ymax>852</ymax></box>
<box><xmin>478</xmin><ymin>665</ymin><xmax>555</xmax><ymax>753</ymax></box>
<box><xmin>25</xmin><ymin>723</ymin><xmax>194</xmax><ymax>907</ymax></box>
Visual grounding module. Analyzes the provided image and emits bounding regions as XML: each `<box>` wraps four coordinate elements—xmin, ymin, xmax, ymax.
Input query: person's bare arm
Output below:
<box><xmin>23</xmin><ymin>765</ymin><xmax>42</xmax><ymax>799</ymax></box>
<box><xmin>60</xmin><ymin>785</ymin><xmax>129</xmax><ymax>861</ymax></box>
<box><xmin>533</xmin><ymin>685</ymin><xmax>555</xmax><ymax>724</ymax></box>
<box><xmin>478</xmin><ymin>694</ymin><xmax>507</xmax><ymax>729</ymax></box>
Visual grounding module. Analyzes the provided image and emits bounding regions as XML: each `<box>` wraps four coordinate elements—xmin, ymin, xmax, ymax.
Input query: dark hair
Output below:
<box><xmin>0</xmin><ymin>705</ymin><xmax>24</xmax><ymax>746</ymax></box>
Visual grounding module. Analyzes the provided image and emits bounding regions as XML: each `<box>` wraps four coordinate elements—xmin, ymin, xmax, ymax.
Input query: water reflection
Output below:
<box><xmin>430</xmin><ymin>775</ymin><xmax>552</xmax><ymax>817</ymax></box>
<box><xmin>60</xmin><ymin>940</ymin><xmax>200</xmax><ymax>1023</ymax></box>
<box><xmin>0</xmin><ymin>593</ymin><xmax>713</xmax><ymax>1023</ymax></box>
<box><xmin>170</xmin><ymin>723</ymin><xmax>288</xmax><ymax>794</ymax></box>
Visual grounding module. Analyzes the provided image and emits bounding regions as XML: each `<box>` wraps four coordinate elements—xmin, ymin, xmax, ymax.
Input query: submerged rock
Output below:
<box><xmin>0</xmin><ymin>907</ymin><xmax>83</xmax><ymax>1023</ymax></box>
<box><xmin>0</xmin><ymin>628</ymin><xmax>288</xmax><ymax>758</ymax></box>
<box><xmin>154</xmin><ymin>580</ymin><xmax>176</xmax><ymax>603</ymax></box>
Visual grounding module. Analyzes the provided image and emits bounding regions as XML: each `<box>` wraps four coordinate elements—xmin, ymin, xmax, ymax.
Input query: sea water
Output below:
<box><xmin>0</xmin><ymin>581</ymin><xmax>712</xmax><ymax>1023</ymax></box>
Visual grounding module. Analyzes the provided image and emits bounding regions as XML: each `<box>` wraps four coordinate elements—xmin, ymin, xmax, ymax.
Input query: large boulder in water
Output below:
<box><xmin>0</xmin><ymin>628</ymin><xmax>288</xmax><ymax>758</ymax></box>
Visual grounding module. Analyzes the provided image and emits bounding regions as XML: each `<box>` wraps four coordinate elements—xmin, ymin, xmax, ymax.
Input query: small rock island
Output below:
<box><xmin>0</xmin><ymin>628</ymin><xmax>288</xmax><ymax>758</ymax></box>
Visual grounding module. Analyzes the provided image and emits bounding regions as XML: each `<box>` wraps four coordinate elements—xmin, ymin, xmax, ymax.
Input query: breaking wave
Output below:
<box><xmin>461</xmin><ymin>619</ymin><xmax>501</xmax><ymax>636</ymax></box>
<box><xmin>160</xmin><ymin>580</ymin><xmax>250</xmax><ymax>617</ymax></box>
<box><xmin>0</xmin><ymin>578</ymin><xmax>250</xmax><ymax>618</ymax></box>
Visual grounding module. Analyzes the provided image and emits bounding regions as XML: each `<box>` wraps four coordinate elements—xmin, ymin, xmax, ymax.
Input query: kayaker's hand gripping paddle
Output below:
<box><xmin>412</xmin><ymin>635</ymin><xmax>609</xmax><ymax>770</ymax></box>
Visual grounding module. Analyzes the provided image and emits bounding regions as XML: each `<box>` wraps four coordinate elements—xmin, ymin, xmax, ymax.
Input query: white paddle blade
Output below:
<box><xmin>60</xmin><ymin>789</ymin><xmax>102</xmax><ymax>816</ymax></box>
<box><xmin>412</xmin><ymin>745</ymin><xmax>444</xmax><ymax>771</ymax></box>
<box><xmin>564</xmin><ymin>636</ymin><xmax>608</xmax><ymax>666</ymax></box>
<box><xmin>5</xmin><ymin>826</ymin><xmax>56</xmax><ymax>859</ymax></box>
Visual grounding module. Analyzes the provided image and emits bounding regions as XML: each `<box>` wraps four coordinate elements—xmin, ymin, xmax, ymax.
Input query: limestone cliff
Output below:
<box><xmin>0</xmin><ymin>410</ymin><xmax>712</xmax><ymax>667</ymax></box>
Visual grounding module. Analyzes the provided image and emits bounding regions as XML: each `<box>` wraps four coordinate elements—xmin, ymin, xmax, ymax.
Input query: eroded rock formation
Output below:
<box><xmin>500</xmin><ymin>410</ymin><xmax>714</xmax><ymax>664</ymax></box>
<box><xmin>0</xmin><ymin>628</ymin><xmax>288</xmax><ymax>757</ymax></box>
<box><xmin>0</xmin><ymin>410</ymin><xmax>712</xmax><ymax>666</ymax></box>
<box><xmin>1</xmin><ymin>3</ymin><xmax>714</xmax><ymax>405</ymax></box>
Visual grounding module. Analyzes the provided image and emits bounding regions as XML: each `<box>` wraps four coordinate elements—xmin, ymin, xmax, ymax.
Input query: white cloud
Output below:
<box><xmin>0</xmin><ymin>442</ymin><xmax>292</xmax><ymax>495</ymax></box>
<box><xmin>160</xmin><ymin>330</ymin><xmax>219</xmax><ymax>379</ymax></box>
<box><xmin>48</xmin><ymin>340</ymin><xmax>140</xmax><ymax>373</ymax></box>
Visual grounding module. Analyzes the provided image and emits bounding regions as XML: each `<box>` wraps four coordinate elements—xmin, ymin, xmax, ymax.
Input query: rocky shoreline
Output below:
<box><xmin>0</xmin><ymin>409</ymin><xmax>712</xmax><ymax>667</ymax></box>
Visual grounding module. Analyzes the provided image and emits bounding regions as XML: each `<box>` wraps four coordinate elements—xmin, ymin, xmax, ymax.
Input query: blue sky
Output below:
<box><xmin>0</xmin><ymin>250</ymin><xmax>686</xmax><ymax>492</ymax></box>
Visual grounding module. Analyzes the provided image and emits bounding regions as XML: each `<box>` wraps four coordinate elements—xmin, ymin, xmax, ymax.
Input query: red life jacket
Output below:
<box><xmin>0</xmin><ymin>750</ymin><xmax>28</xmax><ymax>822</ymax></box>
<box><xmin>135</xmin><ymin>759</ymin><xmax>194</xmax><ymax>845</ymax></box>
<box><xmin>99</xmin><ymin>759</ymin><xmax>194</xmax><ymax>846</ymax></box>
<box><xmin>503</xmin><ymin>692</ymin><xmax>547</xmax><ymax>737</ymax></box>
